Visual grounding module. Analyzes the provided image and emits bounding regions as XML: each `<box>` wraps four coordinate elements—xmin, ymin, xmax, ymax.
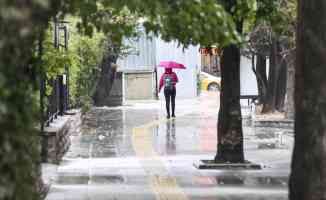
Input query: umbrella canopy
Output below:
<box><xmin>158</xmin><ymin>61</ymin><xmax>186</xmax><ymax>69</ymax></box>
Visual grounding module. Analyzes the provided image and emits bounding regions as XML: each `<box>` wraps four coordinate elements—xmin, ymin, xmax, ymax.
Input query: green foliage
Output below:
<box><xmin>69</xmin><ymin>26</ymin><xmax>105</xmax><ymax>107</ymax></box>
<box><xmin>41</xmin><ymin>26</ymin><xmax>73</xmax><ymax>96</ymax></box>
<box><xmin>41</xmin><ymin>14</ymin><xmax>137</xmax><ymax>110</ymax></box>
<box><xmin>42</xmin><ymin>27</ymin><xmax>70</xmax><ymax>75</ymax></box>
<box><xmin>243</xmin><ymin>0</ymin><xmax>297</xmax><ymax>58</ymax></box>
<box><xmin>80</xmin><ymin>95</ymin><xmax>93</xmax><ymax>115</ymax></box>
<box><xmin>275</xmin><ymin>0</ymin><xmax>297</xmax><ymax>47</ymax></box>
<box><xmin>239</xmin><ymin>0</ymin><xmax>258</xmax><ymax>34</ymax></box>
<box><xmin>236</xmin><ymin>0</ymin><xmax>257</xmax><ymax>20</ymax></box>
<box><xmin>135</xmin><ymin>0</ymin><xmax>240</xmax><ymax>47</ymax></box>
<box><xmin>69</xmin><ymin>2</ymin><xmax>139</xmax><ymax>44</ymax></box>
<box><xmin>1</xmin><ymin>1</ymin><xmax>277</xmax><ymax>200</ymax></box>
<box><xmin>0</xmin><ymin>1</ymin><xmax>56</xmax><ymax>200</ymax></box>
<box><xmin>39</xmin><ymin>18</ymin><xmax>105</xmax><ymax>108</ymax></box>
<box><xmin>255</xmin><ymin>0</ymin><xmax>297</xmax><ymax>37</ymax></box>
<box><xmin>62</xmin><ymin>0</ymin><xmax>243</xmax><ymax>47</ymax></box>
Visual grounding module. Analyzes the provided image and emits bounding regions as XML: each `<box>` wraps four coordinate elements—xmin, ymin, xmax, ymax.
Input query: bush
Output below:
<box><xmin>80</xmin><ymin>95</ymin><xmax>93</xmax><ymax>115</ymax></box>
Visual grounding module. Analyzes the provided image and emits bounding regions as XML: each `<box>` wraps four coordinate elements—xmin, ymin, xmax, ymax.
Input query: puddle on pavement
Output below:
<box><xmin>188</xmin><ymin>175</ymin><xmax>288</xmax><ymax>187</ymax></box>
<box><xmin>56</xmin><ymin>175</ymin><xmax>125</xmax><ymax>185</ymax></box>
<box><xmin>47</xmin><ymin>103</ymin><xmax>291</xmax><ymax>200</ymax></box>
<box><xmin>66</xmin><ymin>108</ymin><xmax>161</xmax><ymax>159</ymax></box>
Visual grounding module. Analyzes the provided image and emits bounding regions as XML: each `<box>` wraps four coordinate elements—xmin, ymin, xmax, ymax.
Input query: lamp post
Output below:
<box><xmin>40</xmin><ymin>18</ymin><xmax>69</xmax><ymax>162</ymax></box>
<box><xmin>54</xmin><ymin>19</ymin><xmax>70</xmax><ymax>115</ymax></box>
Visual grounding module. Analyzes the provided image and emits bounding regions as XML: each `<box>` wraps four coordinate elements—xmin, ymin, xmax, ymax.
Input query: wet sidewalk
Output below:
<box><xmin>45</xmin><ymin>92</ymin><xmax>292</xmax><ymax>200</ymax></box>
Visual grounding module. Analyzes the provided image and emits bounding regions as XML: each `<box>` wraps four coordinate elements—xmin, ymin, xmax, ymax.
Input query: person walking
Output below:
<box><xmin>159</xmin><ymin>68</ymin><xmax>178</xmax><ymax>119</ymax></box>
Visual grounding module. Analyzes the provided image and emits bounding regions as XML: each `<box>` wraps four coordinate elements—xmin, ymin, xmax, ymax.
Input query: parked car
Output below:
<box><xmin>200</xmin><ymin>71</ymin><xmax>221</xmax><ymax>91</ymax></box>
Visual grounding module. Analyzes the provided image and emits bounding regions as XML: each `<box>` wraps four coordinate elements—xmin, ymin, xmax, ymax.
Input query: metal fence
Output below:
<box><xmin>42</xmin><ymin>74</ymin><xmax>69</xmax><ymax>126</ymax></box>
<box><xmin>40</xmin><ymin>19</ymin><xmax>70</xmax><ymax>128</ymax></box>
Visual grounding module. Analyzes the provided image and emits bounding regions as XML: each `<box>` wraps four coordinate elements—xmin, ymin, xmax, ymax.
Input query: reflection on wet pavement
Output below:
<box><xmin>46</xmin><ymin>93</ymin><xmax>291</xmax><ymax>200</ymax></box>
<box><xmin>56</xmin><ymin>174</ymin><xmax>125</xmax><ymax>185</ymax></box>
<box><xmin>166</xmin><ymin>120</ymin><xmax>176</xmax><ymax>154</ymax></box>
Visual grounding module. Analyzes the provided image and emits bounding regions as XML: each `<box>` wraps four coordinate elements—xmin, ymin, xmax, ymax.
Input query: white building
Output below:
<box><xmin>240</xmin><ymin>56</ymin><xmax>259</xmax><ymax>97</ymax></box>
<box><xmin>117</xmin><ymin>29</ymin><xmax>261</xmax><ymax>107</ymax></box>
<box><xmin>117</xmin><ymin>32</ymin><xmax>200</xmax><ymax>102</ymax></box>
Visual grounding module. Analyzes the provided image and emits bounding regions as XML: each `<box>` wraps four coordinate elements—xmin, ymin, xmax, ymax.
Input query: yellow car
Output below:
<box><xmin>200</xmin><ymin>71</ymin><xmax>221</xmax><ymax>91</ymax></box>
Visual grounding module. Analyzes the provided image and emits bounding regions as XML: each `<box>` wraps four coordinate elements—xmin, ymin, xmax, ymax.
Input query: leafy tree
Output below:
<box><xmin>247</xmin><ymin>0</ymin><xmax>297</xmax><ymax>114</ymax></box>
<box><xmin>68</xmin><ymin>5</ymin><xmax>139</xmax><ymax>107</ymax></box>
<box><xmin>67</xmin><ymin>0</ymin><xmax>254</xmax><ymax>163</ymax></box>
<box><xmin>59</xmin><ymin>1</ymin><xmax>240</xmax><ymax>106</ymax></box>
<box><xmin>122</xmin><ymin>0</ymin><xmax>239</xmax><ymax>47</ymax></box>
<box><xmin>68</xmin><ymin>24</ymin><xmax>105</xmax><ymax>108</ymax></box>
<box><xmin>211</xmin><ymin>0</ymin><xmax>258</xmax><ymax>163</ymax></box>
<box><xmin>41</xmin><ymin>25</ymin><xmax>73</xmax><ymax>99</ymax></box>
<box><xmin>0</xmin><ymin>0</ymin><xmax>262</xmax><ymax>199</ymax></box>
<box><xmin>0</xmin><ymin>1</ymin><xmax>58</xmax><ymax>199</ymax></box>
<box><xmin>246</xmin><ymin>24</ymin><xmax>271</xmax><ymax>105</ymax></box>
<box><xmin>213</xmin><ymin>0</ymin><xmax>294</xmax><ymax>162</ymax></box>
<box><xmin>92</xmin><ymin>37</ymin><xmax>127</xmax><ymax>106</ymax></box>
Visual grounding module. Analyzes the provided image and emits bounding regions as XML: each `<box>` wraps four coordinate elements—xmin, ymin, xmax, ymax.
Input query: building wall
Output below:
<box><xmin>117</xmin><ymin>34</ymin><xmax>156</xmax><ymax>71</ymax></box>
<box><xmin>117</xmin><ymin>32</ymin><xmax>157</xmax><ymax>101</ymax></box>
<box><xmin>201</xmin><ymin>54</ymin><xmax>220</xmax><ymax>76</ymax></box>
<box><xmin>240</xmin><ymin>56</ymin><xmax>259</xmax><ymax>96</ymax></box>
<box><xmin>123</xmin><ymin>71</ymin><xmax>155</xmax><ymax>100</ymax></box>
<box><xmin>156</xmin><ymin>38</ymin><xmax>200</xmax><ymax>99</ymax></box>
<box><xmin>117</xmin><ymin>31</ymin><xmax>200</xmax><ymax>101</ymax></box>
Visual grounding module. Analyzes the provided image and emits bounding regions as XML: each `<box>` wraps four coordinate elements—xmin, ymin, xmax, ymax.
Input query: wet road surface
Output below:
<box><xmin>46</xmin><ymin>92</ymin><xmax>292</xmax><ymax>200</ymax></box>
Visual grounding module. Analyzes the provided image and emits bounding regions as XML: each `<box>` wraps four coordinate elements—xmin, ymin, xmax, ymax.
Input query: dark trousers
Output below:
<box><xmin>164</xmin><ymin>87</ymin><xmax>176</xmax><ymax>116</ymax></box>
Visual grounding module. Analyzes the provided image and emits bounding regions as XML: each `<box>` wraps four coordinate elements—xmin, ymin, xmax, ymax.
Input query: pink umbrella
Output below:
<box><xmin>158</xmin><ymin>61</ymin><xmax>186</xmax><ymax>69</ymax></box>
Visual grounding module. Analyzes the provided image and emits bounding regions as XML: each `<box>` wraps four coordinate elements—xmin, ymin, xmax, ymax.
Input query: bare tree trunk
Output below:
<box><xmin>215</xmin><ymin>43</ymin><xmax>244</xmax><ymax>163</ymax></box>
<box><xmin>93</xmin><ymin>54</ymin><xmax>118</xmax><ymax>106</ymax></box>
<box><xmin>285</xmin><ymin>51</ymin><xmax>295</xmax><ymax>119</ymax></box>
<box><xmin>255</xmin><ymin>54</ymin><xmax>268</xmax><ymax>104</ymax></box>
<box><xmin>289</xmin><ymin>1</ymin><xmax>326</xmax><ymax>199</ymax></box>
<box><xmin>262</xmin><ymin>37</ymin><xmax>283</xmax><ymax>113</ymax></box>
<box><xmin>275</xmin><ymin>59</ymin><xmax>287</xmax><ymax>111</ymax></box>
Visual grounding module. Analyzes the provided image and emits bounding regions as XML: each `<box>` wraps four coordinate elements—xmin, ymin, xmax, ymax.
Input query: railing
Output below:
<box><xmin>40</xmin><ymin>19</ymin><xmax>70</xmax><ymax>128</ymax></box>
<box><xmin>43</xmin><ymin>74</ymin><xmax>69</xmax><ymax>126</ymax></box>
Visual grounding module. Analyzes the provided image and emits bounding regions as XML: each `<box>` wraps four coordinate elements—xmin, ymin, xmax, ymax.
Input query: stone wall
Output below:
<box><xmin>253</xmin><ymin>118</ymin><xmax>294</xmax><ymax>149</ymax></box>
<box><xmin>254</xmin><ymin>119</ymin><xmax>294</xmax><ymax>130</ymax></box>
<box><xmin>42</xmin><ymin>111</ymin><xmax>81</xmax><ymax>164</ymax></box>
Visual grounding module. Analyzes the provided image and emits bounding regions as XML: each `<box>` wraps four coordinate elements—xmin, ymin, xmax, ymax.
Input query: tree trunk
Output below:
<box><xmin>214</xmin><ymin>44</ymin><xmax>244</xmax><ymax>163</ymax></box>
<box><xmin>262</xmin><ymin>37</ymin><xmax>283</xmax><ymax>113</ymax></box>
<box><xmin>255</xmin><ymin>54</ymin><xmax>268</xmax><ymax>104</ymax></box>
<box><xmin>285</xmin><ymin>50</ymin><xmax>295</xmax><ymax>119</ymax></box>
<box><xmin>275</xmin><ymin>58</ymin><xmax>287</xmax><ymax>111</ymax></box>
<box><xmin>93</xmin><ymin>54</ymin><xmax>118</xmax><ymax>106</ymax></box>
<box><xmin>214</xmin><ymin>0</ymin><xmax>244</xmax><ymax>163</ymax></box>
<box><xmin>289</xmin><ymin>1</ymin><xmax>326</xmax><ymax>199</ymax></box>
